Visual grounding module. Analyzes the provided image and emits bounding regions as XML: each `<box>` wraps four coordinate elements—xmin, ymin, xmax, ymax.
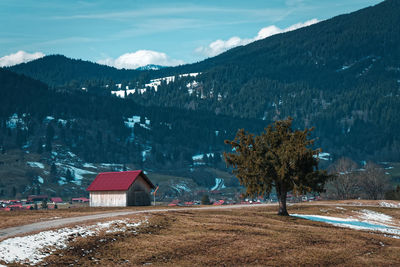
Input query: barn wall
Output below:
<box><xmin>90</xmin><ymin>191</ymin><xmax>127</xmax><ymax>207</ymax></box>
<box><xmin>127</xmin><ymin>175</ymin><xmax>152</xmax><ymax>206</ymax></box>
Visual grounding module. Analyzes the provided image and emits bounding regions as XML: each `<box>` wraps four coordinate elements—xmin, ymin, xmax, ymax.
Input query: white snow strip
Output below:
<box><xmin>37</xmin><ymin>176</ymin><xmax>44</xmax><ymax>184</ymax></box>
<box><xmin>27</xmin><ymin>162</ymin><xmax>45</xmax><ymax>169</ymax></box>
<box><xmin>192</xmin><ymin>152</ymin><xmax>214</xmax><ymax>161</ymax></box>
<box><xmin>141</xmin><ymin>148</ymin><xmax>151</xmax><ymax>161</ymax></box>
<box><xmin>124</xmin><ymin>116</ymin><xmax>141</xmax><ymax>128</ymax></box>
<box><xmin>58</xmin><ymin>177</ymin><xmax>67</xmax><ymax>185</ymax></box>
<box><xmin>313</xmin><ymin>152</ymin><xmax>330</xmax><ymax>160</ymax></box>
<box><xmin>58</xmin><ymin>119</ymin><xmax>67</xmax><ymax>126</ymax></box>
<box><xmin>83</xmin><ymin>163</ymin><xmax>97</xmax><ymax>169</ymax></box>
<box><xmin>0</xmin><ymin>219</ymin><xmax>144</xmax><ymax>265</ymax></box>
<box><xmin>211</xmin><ymin>178</ymin><xmax>226</xmax><ymax>191</ymax></box>
<box><xmin>380</xmin><ymin>202</ymin><xmax>400</xmax><ymax>208</ymax></box>
<box><xmin>292</xmin><ymin>214</ymin><xmax>400</xmax><ymax>238</ymax></box>
<box><xmin>172</xmin><ymin>183</ymin><xmax>191</xmax><ymax>192</ymax></box>
<box><xmin>100</xmin><ymin>163</ymin><xmax>123</xmax><ymax>168</ymax></box>
<box><xmin>55</xmin><ymin>164</ymin><xmax>96</xmax><ymax>185</ymax></box>
<box><xmin>67</xmin><ymin>151</ymin><xmax>77</xmax><ymax>158</ymax></box>
<box><xmin>358</xmin><ymin>209</ymin><xmax>392</xmax><ymax>223</ymax></box>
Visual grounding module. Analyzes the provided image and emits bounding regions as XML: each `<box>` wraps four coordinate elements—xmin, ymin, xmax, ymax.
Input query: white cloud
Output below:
<box><xmin>0</xmin><ymin>51</ymin><xmax>45</xmax><ymax>67</ymax></box>
<box><xmin>196</xmin><ymin>19</ymin><xmax>319</xmax><ymax>57</ymax></box>
<box><xmin>98</xmin><ymin>50</ymin><xmax>184</xmax><ymax>69</ymax></box>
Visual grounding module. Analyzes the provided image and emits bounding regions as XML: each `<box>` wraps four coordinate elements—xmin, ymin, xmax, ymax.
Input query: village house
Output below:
<box><xmin>87</xmin><ymin>170</ymin><xmax>155</xmax><ymax>207</ymax></box>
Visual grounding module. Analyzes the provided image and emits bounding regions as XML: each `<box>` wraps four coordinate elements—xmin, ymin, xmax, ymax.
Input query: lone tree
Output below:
<box><xmin>224</xmin><ymin>118</ymin><xmax>330</xmax><ymax>216</ymax></box>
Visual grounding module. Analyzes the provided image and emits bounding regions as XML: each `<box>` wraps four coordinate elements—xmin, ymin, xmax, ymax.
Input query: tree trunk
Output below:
<box><xmin>277</xmin><ymin>184</ymin><xmax>289</xmax><ymax>216</ymax></box>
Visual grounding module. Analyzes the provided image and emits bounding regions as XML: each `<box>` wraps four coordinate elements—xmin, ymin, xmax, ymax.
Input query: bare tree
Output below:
<box><xmin>358</xmin><ymin>162</ymin><xmax>390</xmax><ymax>200</ymax></box>
<box><xmin>325</xmin><ymin>158</ymin><xmax>360</xmax><ymax>199</ymax></box>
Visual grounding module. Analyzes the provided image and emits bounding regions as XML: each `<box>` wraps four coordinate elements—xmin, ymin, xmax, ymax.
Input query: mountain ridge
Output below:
<box><xmin>4</xmin><ymin>0</ymin><xmax>400</xmax><ymax>162</ymax></box>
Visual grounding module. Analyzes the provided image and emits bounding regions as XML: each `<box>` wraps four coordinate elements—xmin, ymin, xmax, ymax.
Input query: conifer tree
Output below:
<box><xmin>37</xmin><ymin>139</ymin><xmax>43</xmax><ymax>154</ymax></box>
<box><xmin>50</xmin><ymin>163</ymin><xmax>58</xmax><ymax>183</ymax></box>
<box><xmin>224</xmin><ymin>117</ymin><xmax>330</xmax><ymax>216</ymax></box>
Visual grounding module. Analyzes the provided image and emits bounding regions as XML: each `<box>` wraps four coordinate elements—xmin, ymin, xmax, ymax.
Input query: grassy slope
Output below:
<box><xmin>37</xmin><ymin>204</ymin><xmax>400</xmax><ymax>266</ymax></box>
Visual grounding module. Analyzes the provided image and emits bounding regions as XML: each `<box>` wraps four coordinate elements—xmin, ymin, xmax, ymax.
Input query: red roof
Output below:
<box><xmin>87</xmin><ymin>170</ymin><xmax>155</xmax><ymax>191</ymax></box>
<box><xmin>51</xmin><ymin>197</ymin><xmax>63</xmax><ymax>203</ymax></box>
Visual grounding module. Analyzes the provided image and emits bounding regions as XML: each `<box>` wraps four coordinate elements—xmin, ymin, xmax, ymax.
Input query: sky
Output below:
<box><xmin>0</xmin><ymin>0</ymin><xmax>383</xmax><ymax>69</ymax></box>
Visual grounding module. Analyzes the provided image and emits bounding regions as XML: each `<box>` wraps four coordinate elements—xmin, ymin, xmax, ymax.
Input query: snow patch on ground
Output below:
<box><xmin>37</xmin><ymin>176</ymin><xmax>44</xmax><ymax>184</ymax></box>
<box><xmin>58</xmin><ymin>119</ymin><xmax>67</xmax><ymax>126</ymax></box>
<box><xmin>55</xmin><ymin>163</ymin><xmax>96</xmax><ymax>185</ymax></box>
<box><xmin>211</xmin><ymin>178</ymin><xmax>226</xmax><ymax>191</ymax></box>
<box><xmin>27</xmin><ymin>162</ymin><xmax>45</xmax><ymax>169</ymax></box>
<box><xmin>358</xmin><ymin>209</ymin><xmax>392</xmax><ymax>223</ymax></box>
<box><xmin>142</xmin><ymin>148</ymin><xmax>151</xmax><ymax>162</ymax></box>
<box><xmin>0</xmin><ymin>219</ymin><xmax>144</xmax><ymax>265</ymax></box>
<box><xmin>380</xmin><ymin>201</ymin><xmax>400</xmax><ymax>208</ymax></box>
<box><xmin>125</xmin><ymin>116</ymin><xmax>141</xmax><ymax>128</ymax></box>
<box><xmin>67</xmin><ymin>151</ymin><xmax>77</xmax><ymax>158</ymax></box>
<box><xmin>171</xmin><ymin>182</ymin><xmax>191</xmax><ymax>192</ymax></box>
<box><xmin>313</xmin><ymin>152</ymin><xmax>330</xmax><ymax>161</ymax></box>
<box><xmin>192</xmin><ymin>152</ymin><xmax>214</xmax><ymax>161</ymax></box>
<box><xmin>292</xmin><ymin>213</ymin><xmax>400</xmax><ymax>238</ymax></box>
<box><xmin>6</xmin><ymin>113</ymin><xmax>25</xmax><ymax>129</ymax></box>
<box><xmin>83</xmin><ymin>163</ymin><xmax>97</xmax><ymax>169</ymax></box>
<box><xmin>58</xmin><ymin>177</ymin><xmax>67</xmax><ymax>185</ymax></box>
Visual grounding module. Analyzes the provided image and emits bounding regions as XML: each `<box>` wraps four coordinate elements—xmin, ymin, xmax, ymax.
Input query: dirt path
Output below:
<box><xmin>0</xmin><ymin>204</ymin><xmax>275</xmax><ymax>240</ymax></box>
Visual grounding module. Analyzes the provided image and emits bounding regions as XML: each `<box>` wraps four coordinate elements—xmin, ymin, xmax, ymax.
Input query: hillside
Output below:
<box><xmin>8</xmin><ymin>55</ymin><xmax>143</xmax><ymax>87</ymax></box>
<box><xmin>0</xmin><ymin>67</ymin><xmax>266</xmax><ymax>198</ymax></box>
<box><xmin>8</xmin><ymin>0</ymin><xmax>400</xmax><ymax>162</ymax></box>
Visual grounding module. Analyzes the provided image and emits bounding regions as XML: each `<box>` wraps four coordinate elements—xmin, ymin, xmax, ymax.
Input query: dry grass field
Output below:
<box><xmin>0</xmin><ymin>205</ymin><xmax>181</xmax><ymax>229</ymax></box>
<box><xmin>26</xmin><ymin>204</ymin><xmax>400</xmax><ymax>267</ymax></box>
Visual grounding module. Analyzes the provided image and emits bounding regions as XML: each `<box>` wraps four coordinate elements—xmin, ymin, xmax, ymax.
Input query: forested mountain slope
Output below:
<box><xmin>0</xmin><ymin>67</ymin><xmax>264</xmax><ymax>197</ymax></box>
<box><xmin>7</xmin><ymin>0</ymin><xmax>400</xmax><ymax>162</ymax></box>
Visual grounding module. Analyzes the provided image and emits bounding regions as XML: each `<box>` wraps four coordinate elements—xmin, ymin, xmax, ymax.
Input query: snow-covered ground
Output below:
<box><xmin>171</xmin><ymin>182</ymin><xmax>191</xmax><ymax>193</ymax></box>
<box><xmin>124</xmin><ymin>115</ymin><xmax>150</xmax><ymax>129</ymax></box>
<box><xmin>111</xmin><ymin>73</ymin><xmax>200</xmax><ymax>97</ymax></box>
<box><xmin>0</xmin><ymin>219</ymin><xmax>144</xmax><ymax>265</ymax></box>
<box><xmin>313</xmin><ymin>152</ymin><xmax>331</xmax><ymax>161</ymax></box>
<box><xmin>142</xmin><ymin>147</ymin><xmax>152</xmax><ymax>162</ymax></box>
<box><xmin>380</xmin><ymin>201</ymin><xmax>400</xmax><ymax>208</ymax></box>
<box><xmin>37</xmin><ymin>176</ymin><xmax>44</xmax><ymax>184</ymax></box>
<box><xmin>292</xmin><ymin>209</ymin><xmax>400</xmax><ymax>239</ymax></box>
<box><xmin>55</xmin><ymin>163</ymin><xmax>97</xmax><ymax>185</ymax></box>
<box><xmin>211</xmin><ymin>178</ymin><xmax>226</xmax><ymax>191</ymax></box>
<box><xmin>357</xmin><ymin>209</ymin><xmax>392</xmax><ymax>224</ymax></box>
<box><xmin>192</xmin><ymin>152</ymin><xmax>214</xmax><ymax>161</ymax></box>
<box><xmin>27</xmin><ymin>162</ymin><xmax>45</xmax><ymax>169</ymax></box>
<box><xmin>83</xmin><ymin>163</ymin><xmax>97</xmax><ymax>169</ymax></box>
<box><xmin>6</xmin><ymin>113</ymin><xmax>27</xmax><ymax>129</ymax></box>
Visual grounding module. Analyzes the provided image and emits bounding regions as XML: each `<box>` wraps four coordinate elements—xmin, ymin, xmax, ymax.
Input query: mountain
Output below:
<box><xmin>5</xmin><ymin>0</ymin><xmax>400</xmax><ymax>164</ymax></box>
<box><xmin>8</xmin><ymin>55</ymin><xmax>143</xmax><ymax>87</ymax></box>
<box><xmin>0</xmin><ymin>67</ymin><xmax>264</xmax><ymax>198</ymax></box>
<box><xmin>132</xmin><ymin>0</ymin><xmax>400</xmax><ymax>161</ymax></box>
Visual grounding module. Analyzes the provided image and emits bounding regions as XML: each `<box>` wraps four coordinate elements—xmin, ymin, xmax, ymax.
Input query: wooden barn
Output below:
<box><xmin>87</xmin><ymin>170</ymin><xmax>155</xmax><ymax>207</ymax></box>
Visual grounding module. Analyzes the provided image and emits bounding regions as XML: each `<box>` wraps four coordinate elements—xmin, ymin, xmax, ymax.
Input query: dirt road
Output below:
<box><xmin>0</xmin><ymin>204</ymin><xmax>274</xmax><ymax>240</ymax></box>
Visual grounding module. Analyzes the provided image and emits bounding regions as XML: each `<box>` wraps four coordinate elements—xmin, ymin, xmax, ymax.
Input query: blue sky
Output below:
<box><xmin>0</xmin><ymin>0</ymin><xmax>383</xmax><ymax>68</ymax></box>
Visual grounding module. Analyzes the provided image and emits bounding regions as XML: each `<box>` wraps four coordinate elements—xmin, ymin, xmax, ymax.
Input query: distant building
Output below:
<box><xmin>27</xmin><ymin>195</ymin><xmax>48</xmax><ymax>202</ymax></box>
<box><xmin>87</xmin><ymin>170</ymin><xmax>155</xmax><ymax>207</ymax></box>
<box><xmin>50</xmin><ymin>197</ymin><xmax>63</xmax><ymax>203</ymax></box>
<box><xmin>71</xmin><ymin>197</ymin><xmax>89</xmax><ymax>203</ymax></box>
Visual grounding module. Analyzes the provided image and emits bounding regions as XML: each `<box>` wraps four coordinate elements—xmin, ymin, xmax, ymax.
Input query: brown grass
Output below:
<box><xmin>0</xmin><ymin>205</ymin><xmax>182</xmax><ymax>229</ymax></box>
<box><xmin>37</xmin><ymin>205</ymin><xmax>400</xmax><ymax>267</ymax></box>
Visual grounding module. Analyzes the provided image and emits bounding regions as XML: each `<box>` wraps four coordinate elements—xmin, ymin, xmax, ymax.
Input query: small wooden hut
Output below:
<box><xmin>87</xmin><ymin>170</ymin><xmax>155</xmax><ymax>207</ymax></box>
